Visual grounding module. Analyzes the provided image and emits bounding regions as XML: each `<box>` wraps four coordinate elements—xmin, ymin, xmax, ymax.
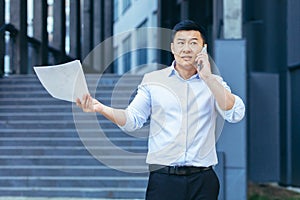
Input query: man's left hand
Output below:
<box><xmin>194</xmin><ymin>44</ymin><xmax>212</xmax><ymax>80</ymax></box>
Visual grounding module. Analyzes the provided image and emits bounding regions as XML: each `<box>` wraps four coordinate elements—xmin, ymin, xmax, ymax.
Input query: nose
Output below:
<box><xmin>182</xmin><ymin>43</ymin><xmax>192</xmax><ymax>52</ymax></box>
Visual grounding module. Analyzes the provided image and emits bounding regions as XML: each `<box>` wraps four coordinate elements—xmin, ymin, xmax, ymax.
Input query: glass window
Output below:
<box><xmin>114</xmin><ymin>0</ymin><xmax>119</xmax><ymax>21</ymax></box>
<box><xmin>5</xmin><ymin>0</ymin><xmax>10</xmax><ymax>23</ymax></box>
<box><xmin>122</xmin><ymin>35</ymin><xmax>131</xmax><ymax>73</ymax></box>
<box><xmin>65</xmin><ymin>0</ymin><xmax>70</xmax><ymax>54</ymax></box>
<box><xmin>27</xmin><ymin>0</ymin><xmax>34</xmax><ymax>37</ymax></box>
<box><xmin>122</xmin><ymin>0</ymin><xmax>131</xmax><ymax>14</ymax></box>
<box><xmin>137</xmin><ymin>20</ymin><xmax>148</xmax><ymax>65</ymax></box>
<box><xmin>113</xmin><ymin>47</ymin><xmax>119</xmax><ymax>73</ymax></box>
<box><xmin>47</xmin><ymin>0</ymin><xmax>54</xmax><ymax>42</ymax></box>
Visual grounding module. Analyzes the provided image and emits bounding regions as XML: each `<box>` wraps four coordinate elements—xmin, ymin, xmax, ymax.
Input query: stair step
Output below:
<box><xmin>0</xmin><ymin>139</ymin><xmax>147</xmax><ymax>147</ymax></box>
<box><xmin>0</xmin><ymin>147</ymin><xmax>147</xmax><ymax>155</ymax></box>
<box><xmin>0</xmin><ymin>158</ymin><xmax>147</xmax><ymax>167</ymax></box>
<box><xmin>0</xmin><ymin>187</ymin><xmax>146</xmax><ymax>199</ymax></box>
<box><xmin>0</xmin><ymin>90</ymin><xmax>134</xmax><ymax>98</ymax></box>
<box><xmin>0</xmin><ymin>98</ymin><xmax>131</xmax><ymax>105</ymax></box>
<box><xmin>0</xmin><ymin>120</ymin><xmax>122</xmax><ymax>129</ymax></box>
<box><xmin>0</xmin><ymin>170</ymin><xmax>149</xmax><ymax>181</ymax></box>
<box><xmin>0</xmin><ymin>177</ymin><xmax>148</xmax><ymax>190</ymax></box>
<box><xmin>0</xmin><ymin>113</ymin><xmax>128</xmax><ymax>120</ymax></box>
<box><xmin>0</xmin><ymin>85</ymin><xmax>138</xmax><ymax>91</ymax></box>
<box><xmin>0</xmin><ymin>128</ymin><xmax>149</xmax><ymax>138</ymax></box>
<box><xmin>0</xmin><ymin>131</ymin><xmax>149</xmax><ymax>139</ymax></box>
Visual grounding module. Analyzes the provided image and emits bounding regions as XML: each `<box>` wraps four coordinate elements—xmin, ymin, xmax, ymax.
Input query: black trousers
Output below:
<box><xmin>145</xmin><ymin>168</ymin><xmax>220</xmax><ymax>200</ymax></box>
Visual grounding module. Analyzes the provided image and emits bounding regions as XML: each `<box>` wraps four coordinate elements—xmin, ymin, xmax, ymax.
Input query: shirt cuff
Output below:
<box><xmin>223</xmin><ymin>94</ymin><xmax>245</xmax><ymax>123</ymax></box>
<box><xmin>117</xmin><ymin>109</ymin><xmax>135</xmax><ymax>132</ymax></box>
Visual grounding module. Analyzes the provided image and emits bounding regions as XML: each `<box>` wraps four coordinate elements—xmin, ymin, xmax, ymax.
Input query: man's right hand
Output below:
<box><xmin>76</xmin><ymin>94</ymin><xmax>127</xmax><ymax>127</ymax></box>
<box><xmin>76</xmin><ymin>94</ymin><xmax>103</xmax><ymax>113</ymax></box>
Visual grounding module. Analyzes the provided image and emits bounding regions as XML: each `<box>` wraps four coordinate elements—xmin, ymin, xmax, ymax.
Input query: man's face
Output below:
<box><xmin>171</xmin><ymin>30</ymin><xmax>204</xmax><ymax>69</ymax></box>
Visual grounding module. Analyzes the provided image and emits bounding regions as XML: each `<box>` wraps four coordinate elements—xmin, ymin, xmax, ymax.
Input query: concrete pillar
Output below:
<box><xmin>103</xmin><ymin>0</ymin><xmax>113</xmax><ymax>73</ymax></box>
<box><xmin>157</xmin><ymin>0</ymin><xmax>179</xmax><ymax>67</ymax></box>
<box><xmin>33</xmin><ymin>0</ymin><xmax>48</xmax><ymax>66</ymax></box>
<box><xmin>10</xmin><ymin>0</ymin><xmax>28</xmax><ymax>74</ymax></box>
<box><xmin>180</xmin><ymin>0</ymin><xmax>189</xmax><ymax>20</ymax></box>
<box><xmin>223</xmin><ymin>0</ymin><xmax>242</xmax><ymax>39</ymax></box>
<box><xmin>69</xmin><ymin>0</ymin><xmax>81</xmax><ymax>59</ymax></box>
<box><xmin>212</xmin><ymin>0</ymin><xmax>223</xmax><ymax>40</ymax></box>
<box><xmin>93</xmin><ymin>0</ymin><xmax>103</xmax><ymax>46</ymax></box>
<box><xmin>215</xmin><ymin>39</ymin><xmax>247</xmax><ymax>200</ymax></box>
<box><xmin>82</xmin><ymin>0</ymin><xmax>93</xmax><ymax>59</ymax></box>
<box><xmin>52</xmin><ymin>0</ymin><xmax>66</xmax><ymax>63</ymax></box>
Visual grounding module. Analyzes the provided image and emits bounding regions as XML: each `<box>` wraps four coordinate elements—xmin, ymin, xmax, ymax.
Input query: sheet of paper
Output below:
<box><xmin>33</xmin><ymin>60</ymin><xmax>89</xmax><ymax>103</ymax></box>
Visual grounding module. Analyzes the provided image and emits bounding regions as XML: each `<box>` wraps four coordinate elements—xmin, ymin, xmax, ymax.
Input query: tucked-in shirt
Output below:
<box><xmin>119</xmin><ymin>62</ymin><xmax>245</xmax><ymax>167</ymax></box>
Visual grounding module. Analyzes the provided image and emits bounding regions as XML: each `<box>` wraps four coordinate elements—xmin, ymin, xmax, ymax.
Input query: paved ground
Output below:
<box><xmin>248</xmin><ymin>182</ymin><xmax>300</xmax><ymax>199</ymax></box>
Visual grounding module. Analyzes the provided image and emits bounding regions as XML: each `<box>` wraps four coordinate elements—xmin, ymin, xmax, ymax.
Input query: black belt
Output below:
<box><xmin>149</xmin><ymin>164</ymin><xmax>212</xmax><ymax>176</ymax></box>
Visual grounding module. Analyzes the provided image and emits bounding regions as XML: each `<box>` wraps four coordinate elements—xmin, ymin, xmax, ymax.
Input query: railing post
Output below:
<box><xmin>0</xmin><ymin>0</ymin><xmax>4</xmax><ymax>76</ymax></box>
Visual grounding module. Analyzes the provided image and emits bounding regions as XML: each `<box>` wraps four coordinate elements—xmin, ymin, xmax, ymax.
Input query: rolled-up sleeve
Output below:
<box><xmin>118</xmin><ymin>77</ymin><xmax>151</xmax><ymax>132</ymax></box>
<box><xmin>214</xmin><ymin>75</ymin><xmax>245</xmax><ymax>123</ymax></box>
<box><xmin>222</xmin><ymin>94</ymin><xmax>245</xmax><ymax>123</ymax></box>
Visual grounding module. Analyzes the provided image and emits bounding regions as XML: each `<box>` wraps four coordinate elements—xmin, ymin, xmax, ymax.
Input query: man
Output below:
<box><xmin>76</xmin><ymin>20</ymin><xmax>245</xmax><ymax>200</ymax></box>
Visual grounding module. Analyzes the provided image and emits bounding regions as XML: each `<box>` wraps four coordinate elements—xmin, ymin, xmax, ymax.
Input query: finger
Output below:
<box><xmin>84</xmin><ymin>94</ymin><xmax>91</xmax><ymax>106</ymax></box>
<box><xmin>197</xmin><ymin>53</ymin><xmax>207</xmax><ymax>58</ymax></box>
<box><xmin>195</xmin><ymin>56</ymin><xmax>203</xmax><ymax>66</ymax></box>
<box><xmin>81</xmin><ymin>94</ymin><xmax>85</xmax><ymax>102</ymax></box>
<box><xmin>196</xmin><ymin>54</ymin><xmax>208</xmax><ymax>64</ymax></box>
<box><xmin>81</xmin><ymin>95</ymin><xmax>85</xmax><ymax>108</ymax></box>
<box><xmin>87</xmin><ymin>95</ymin><xmax>92</xmax><ymax>108</ymax></box>
<box><xmin>76</xmin><ymin>98</ymin><xmax>81</xmax><ymax>106</ymax></box>
<box><xmin>195</xmin><ymin>54</ymin><xmax>203</xmax><ymax>63</ymax></box>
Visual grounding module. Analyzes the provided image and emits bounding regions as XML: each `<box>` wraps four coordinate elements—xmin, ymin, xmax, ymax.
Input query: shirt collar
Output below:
<box><xmin>168</xmin><ymin>60</ymin><xmax>200</xmax><ymax>80</ymax></box>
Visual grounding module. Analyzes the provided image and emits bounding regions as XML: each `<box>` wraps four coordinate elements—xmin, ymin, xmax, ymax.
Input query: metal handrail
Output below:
<box><xmin>0</xmin><ymin>23</ymin><xmax>18</xmax><ymax>36</ymax></box>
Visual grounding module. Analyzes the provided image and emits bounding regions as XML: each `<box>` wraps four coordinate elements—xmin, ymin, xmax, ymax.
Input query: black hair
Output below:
<box><xmin>171</xmin><ymin>20</ymin><xmax>207</xmax><ymax>43</ymax></box>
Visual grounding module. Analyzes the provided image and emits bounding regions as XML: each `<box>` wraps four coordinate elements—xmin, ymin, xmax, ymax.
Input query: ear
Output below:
<box><xmin>170</xmin><ymin>43</ymin><xmax>175</xmax><ymax>54</ymax></box>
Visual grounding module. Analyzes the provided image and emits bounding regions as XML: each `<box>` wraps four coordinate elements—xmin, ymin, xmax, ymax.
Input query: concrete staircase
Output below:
<box><xmin>0</xmin><ymin>74</ymin><xmax>149</xmax><ymax>199</ymax></box>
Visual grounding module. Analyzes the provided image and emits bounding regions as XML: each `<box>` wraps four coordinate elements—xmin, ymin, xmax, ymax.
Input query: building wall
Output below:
<box><xmin>244</xmin><ymin>0</ymin><xmax>300</xmax><ymax>187</ymax></box>
<box><xmin>113</xmin><ymin>0</ymin><xmax>158</xmax><ymax>74</ymax></box>
<box><xmin>215</xmin><ymin>39</ymin><xmax>247</xmax><ymax>200</ymax></box>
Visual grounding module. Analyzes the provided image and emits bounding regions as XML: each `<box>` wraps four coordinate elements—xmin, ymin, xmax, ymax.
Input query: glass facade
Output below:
<box><xmin>122</xmin><ymin>35</ymin><xmax>131</xmax><ymax>73</ymax></box>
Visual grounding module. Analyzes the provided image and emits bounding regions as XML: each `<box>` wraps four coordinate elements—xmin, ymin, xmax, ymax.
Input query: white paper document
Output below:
<box><xmin>34</xmin><ymin>60</ymin><xmax>89</xmax><ymax>103</ymax></box>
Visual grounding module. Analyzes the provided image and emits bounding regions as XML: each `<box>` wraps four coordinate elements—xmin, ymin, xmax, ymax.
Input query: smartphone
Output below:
<box><xmin>197</xmin><ymin>44</ymin><xmax>207</xmax><ymax>71</ymax></box>
<box><xmin>201</xmin><ymin>44</ymin><xmax>207</xmax><ymax>53</ymax></box>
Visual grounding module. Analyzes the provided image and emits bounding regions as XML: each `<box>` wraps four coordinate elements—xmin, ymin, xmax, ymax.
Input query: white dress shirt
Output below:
<box><xmin>120</xmin><ymin>62</ymin><xmax>245</xmax><ymax>167</ymax></box>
